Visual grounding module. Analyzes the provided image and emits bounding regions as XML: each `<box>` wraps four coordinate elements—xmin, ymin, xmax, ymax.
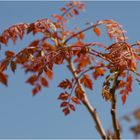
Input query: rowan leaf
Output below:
<box><xmin>78</xmin><ymin>32</ymin><xmax>84</xmax><ymax>40</ymax></box>
<box><xmin>69</xmin><ymin>104</ymin><xmax>76</xmax><ymax>111</ymax></box>
<box><xmin>58</xmin><ymin>92</ymin><xmax>69</xmax><ymax>100</ymax></box>
<box><xmin>29</xmin><ymin>40</ymin><xmax>40</xmax><ymax>47</ymax></box>
<box><xmin>122</xmin><ymin>94</ymin><xmax>126</xmax><ymax>105</ymax></box>
<box><xmin>58</xmin><ymin>79</ymin><xmax>72</xmax><ymax>89</ymax></box>
<box><xmin>71</xmin><ymin>9</ymin><xmax>79</xmax><ymax>15</ymax></box>
<box><xmin>40</xmin><ymin>77</ymin><xmax>48</xmax><ymax>87</ymax></box>
<box><xmin>32</xmin><ymin>84</ymin><xmax>41</xmax><ymax>96</ymax></box>
<box><xmin>26</xmin><ymin>75</ymin><xmax>38</xmax><ymax>85</ymax></box>
<box><xmin>0</xmin><ymin>58</ymin><xmax>10</xmax><ymax>71</ymax></box>
<box><xmin>102</xmin><ymin>88</ymin><xmax>112</xmax><ymax>101</ymax></box>
<box><xmin>93</xmin><ymin>27</ymin><xmax>101</xmax><ymax>36</ymax></box>
<box><xmin>75</xmin><ymin>86</ymin><xmax>84</xmax><ymax>100</ymax></box>
<box><xmin>62</xmin><ymin>107</ymin><xmax>70</xmax><ymax>116</ymax></box>
<box><xmin>71</xmin><ymin>97</ymin><xmax>81</xmax><ymax>104</ymax></box>
<box><xmin>93</xmin><ymin>68</ymin><xmax>105</xmax><ymax>80</ymax></box>
<box><xmin>44</xmin><ymin>69</ymin><xmax>53</xmax><ymax>80</ymax></box>
<box><xmin>5</xmin><ymin>51</ymin><xmax>15</xmax><ymax>58</ymax></box>
<box><xmin>0</xmin><ymin>72</ymin><xmax>8</xmax><ymax>86</ymax></box>
<box><xmin>60</xmin><ymin>102</ymin><xmax>69</xmax><ymax>107</ymax></box>
<box><xmin>80</xmin><ymin>74</ymin><xmax>93</xmax><ymax>89</ymax></box>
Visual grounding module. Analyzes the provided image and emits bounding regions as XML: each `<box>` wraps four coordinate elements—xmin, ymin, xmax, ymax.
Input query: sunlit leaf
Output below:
<box><xmin>93</xmin><ymin>27</ymin><xmax>101</xmax><ymax>37</ymax></box>
<box><xmin>80</xmin><ymin>74</ymin><xmax>93</xmax><ymax>89</ymax></box>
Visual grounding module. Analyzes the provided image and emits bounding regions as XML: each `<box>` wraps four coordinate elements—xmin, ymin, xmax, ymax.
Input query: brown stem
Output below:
<box><xmin>67</xmin><ymin>57</ymin><xmax>107</xmax><ymax>139</ymax></box>
<box><xmin>110</xmin><ymin>73</ymin><xmax>121</xmax><ymax>139</ymax></box>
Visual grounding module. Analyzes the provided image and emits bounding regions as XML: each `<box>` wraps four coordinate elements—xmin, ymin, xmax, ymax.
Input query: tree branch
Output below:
<box><xmin>110</xmin><ymin>72</ymin><xmax>121</xmax><ymax>139</ymax></box>
<box><xmin>64</xmin><ymin>23</ymin><xmax>99</xmax><ymax>45</ymax></box>
<box><xmin>66</xmin><ymin>57</ymin><xmax>107</xmax><ymax>139</ymax></box>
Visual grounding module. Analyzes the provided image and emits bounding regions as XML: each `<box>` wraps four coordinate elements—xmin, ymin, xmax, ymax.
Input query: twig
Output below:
<box><xmin>66</xmin><ymin>57</ymin><xmax>107</xmax><ymax>139</ymax></box>
<box><xmin>61</xmin><ymin>5</ymin><xmax>74</xmax><ymax>17</ymax></box>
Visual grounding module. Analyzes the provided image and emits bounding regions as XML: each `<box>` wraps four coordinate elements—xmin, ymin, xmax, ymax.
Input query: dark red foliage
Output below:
<box><xmin>0</xmin><ymin>1</ymin><xmax>140</xmax><ymax>116</ymax></box>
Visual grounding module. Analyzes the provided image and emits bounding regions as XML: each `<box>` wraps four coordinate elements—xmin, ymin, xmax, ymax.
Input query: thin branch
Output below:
<box><xmin>66</xmin><ymin>57</ymin><xmax>107</xmax><ymax>139</ymax></box>
<box><xmin>110</xmin><ymin>72</ymin><xmax>121</xmax><ymax>139</ymax></box>
<box><xmin>64</xmin><ymin>23</ymin><xmax>99</xmax><ymax>44</ymax></box>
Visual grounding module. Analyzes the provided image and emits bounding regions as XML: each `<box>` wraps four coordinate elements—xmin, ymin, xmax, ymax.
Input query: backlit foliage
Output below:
<box><xmin>0</xmin><ymin>1</ymin><xmax>140</xmax><ymax>118</ymax></box>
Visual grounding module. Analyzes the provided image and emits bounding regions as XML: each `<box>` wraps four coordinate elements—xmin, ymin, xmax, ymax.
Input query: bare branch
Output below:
<box><xmin>110</xmin><ymin>72</ymin><xmax>121</xmax><ymax>139</ymax></box>
<box><xmin>66</xmin><ymin>57</ymin><xmax>107</xmax><ymax>139</ymax></box>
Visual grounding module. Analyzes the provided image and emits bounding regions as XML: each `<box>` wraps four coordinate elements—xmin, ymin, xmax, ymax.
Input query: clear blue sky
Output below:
<box><xmin>0</xmin><ymin>1</ymin><xmax>140</xmax><ymax>139</ymax></box>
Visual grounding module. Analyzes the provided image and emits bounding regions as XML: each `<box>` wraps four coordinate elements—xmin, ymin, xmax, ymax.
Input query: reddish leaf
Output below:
<box><xmin>117</xmin><ymin>80</ymin><xmax>126</xmax><ymax>89</ymax></box>
<box><xmin>27</xmin><ymin>23</ymin><xmax>35</xmax><ymax>34</ymax></box>
<box><xmin>71</xmin><ymin>97</ymin><xmax>81</xmax><ymax>104</ymax></box>
<box><xmin>93</xmin><ymin>27</ymin><xmax>101</xmax><ymax>36</ymax></box>
<box><xmin>80</xmin><ymin>74</ymin><xmax>93</xmax><ymax>89</ymax></box>
<box><xmin>62</xmin><ymin>107</ymin><xmax>70</xmax><ymax>116</ymax></box>
<box><xmin>44</xmin><ymin>69</ymin><xmax>53</xmax><ymax>80</ymax></box>
<box><xmin>40</xmin><ymin>77</ymin><xmax>48</xmax><ymax>87</ymax></box>
<box><xmin>102</xmin><ymin>88</ymin><xmax>112</xmax><ymax>101</ymax></box>
<box><xmin>93</xmin><ymin>68</ymin><xmax>105</xmax><ymax>80</ymax></box>
<box><xmin>71</xmin><ymin>9</ymin><xmax>79</xmax><ymax>15</ymax></box>
<box><xmin>122</xmin><ymin>94</ymin><xmax>127</xmax><ymax>105</ymax></box>
<box><xmin>29</xmin><ymin>40</ymin><xmax>40</xmax><ymax>47</ymax></box>
<box><xmin>58</xmin><ymin>92</ymin><xmax>69</xmax><ymax>100</ymax></box>
<box><xmin>78</xmin><ymin>32</ymin><xmax>85</xmax><ymax>40</ymax></box>
<box><xmin>75</xmin><ymin>86</ymin><xmax>84</xmax><ymax>100</ymax></box>
<box><xmin>60</xmin><ymin>7</ymin><xmax>67</xmax><ymax>13</ymax></box>
<box><xmin>69</xmin><ymin>104</ymin><xmax>76</xmax><ymax>111</ymax></box>
<box><xmin>60</xmin><ymin>102</ymin><xmax>69</xmax><ymax>107</ymax></box>
<box><xmin>32</xmin><ymin>84</ymin><xmax>41</xmax><ymax>96</ymax></box>
<box><xmin>5</xmin><ymin>51</ymin><xmax>15</xmax><ymax>58</ymax></box>
<box><xmin>98</xmin><ymin>19</ymin><xmax>127</xmax><ymax>42</ymax></box>
<box><xmin>26</xmin><ymin>75</ymin><xmax>38</xmax><ymax>85</ymax></box>
<box><xmin>0</xmin><ymin>36</ymin><xmax>7</xmax><ymax>45</ymax></box>
<box><xmin>126</xmin><ymin>75</ymin><xmax>132</xmax><ymax>92</ymax></box>
<box><xmin>0</xmin><ymin>58</ymin><xmax>10</xmax><ymax>71</ymax></box>
<box><xmin>0</xmin><ymin>72</ymin><xmax>8</xmax><ymax>86</ymax></box>
<box><xmin>58</xmin><ymin>79</ymin><xmax>72</xmax><ymax>89</ymax></box>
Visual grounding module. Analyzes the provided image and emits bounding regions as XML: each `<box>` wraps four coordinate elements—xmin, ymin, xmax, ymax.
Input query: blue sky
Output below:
<box><xmin>0</xmin><ymin>1</ymin><xmax>140</xmax><ymax>139</ymax></box>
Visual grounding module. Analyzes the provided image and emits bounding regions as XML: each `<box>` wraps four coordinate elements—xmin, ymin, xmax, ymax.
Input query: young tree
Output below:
<box><xmin>0</xmin><ymin>1</ymin><xmax>140</xmax><ymax>139</ymax></box>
